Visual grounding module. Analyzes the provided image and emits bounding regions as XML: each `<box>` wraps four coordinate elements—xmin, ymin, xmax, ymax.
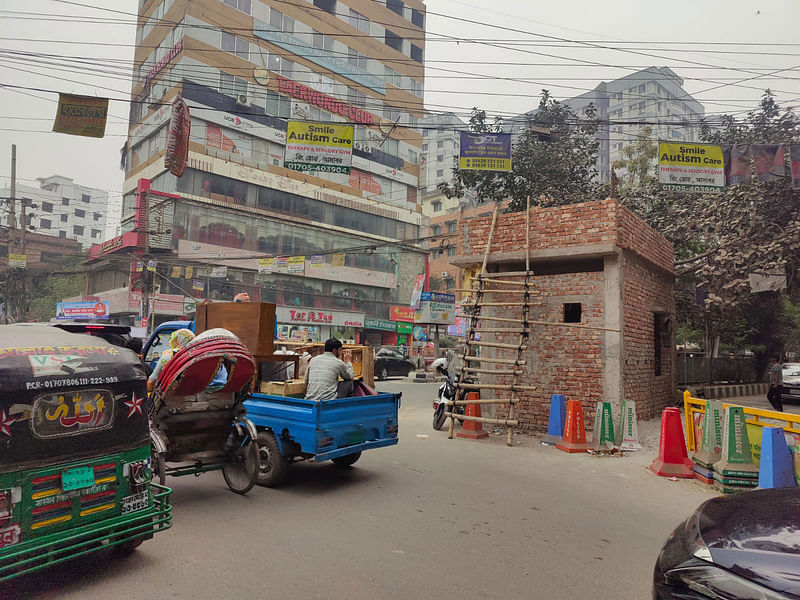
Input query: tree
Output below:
<box><xmin>439</xmin><ymin>91</ymin><xmax>602</xmax><ymax>212</ymax></box>
<box><xmin>614</xmin><ymin>91</ymin><xmax>800</xmax><ymax>375</ymax></box>
<box><xmin>26</xmin><ymin>258</ymin><xmax>87</xmax><ymax>322</ymax></box>
<box><xmin>611</xmin><ymin>126</ymin><xmax>658</xmax><ymax>196</ymax></box>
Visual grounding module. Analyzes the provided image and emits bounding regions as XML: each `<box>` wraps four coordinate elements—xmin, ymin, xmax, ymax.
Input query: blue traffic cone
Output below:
<box><xmin>758</xmin><ymin>427</ymin><xmax>796</xmax><ymax>489</ymax></box>
<box><xmin>542</xmin><ymin>394</ymin><xmax>566</xmax><ymax>445</ymax></box>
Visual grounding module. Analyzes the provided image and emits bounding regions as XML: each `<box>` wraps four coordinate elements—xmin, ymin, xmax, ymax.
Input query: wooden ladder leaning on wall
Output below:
<box><xmin>446</xmin><ymin>199</ymin><xmax>536</xmax><ymax>447</ymax></box>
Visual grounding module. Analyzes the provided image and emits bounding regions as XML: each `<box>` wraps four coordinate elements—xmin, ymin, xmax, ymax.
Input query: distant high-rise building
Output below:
<box><xmin>508</xmin><ymin>67</ymin><xmax>706</xmax><ymax>183</ymax></box>
<box><xmin>0</xmin><ymin>175</ymin><xmax>109</xmax><ymax>248</ymax></box>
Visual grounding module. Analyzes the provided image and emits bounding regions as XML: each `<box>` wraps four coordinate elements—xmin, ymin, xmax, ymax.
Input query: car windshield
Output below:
<box><xmin>145</xmin><ymin>331</ymin><xmax>173</xmax><ymax>363</ymax></box>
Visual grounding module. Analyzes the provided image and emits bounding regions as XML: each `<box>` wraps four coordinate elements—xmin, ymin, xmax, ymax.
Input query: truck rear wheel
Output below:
<box><xmin>256</xmin><ymin>430</ymin><xmax>288</xmax><ymax>487</ymax></box>
<box><xmin>332</xmin><ymin>452</ymin><xmax>361</xmax><ymax>468</ymax></box>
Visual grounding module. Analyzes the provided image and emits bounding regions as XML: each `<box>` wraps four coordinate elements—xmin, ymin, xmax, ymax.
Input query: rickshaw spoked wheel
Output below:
<box><xmin>222</xmin><ymin>426</ymin><xmax>259</xmax><ymax>494</ymax></box>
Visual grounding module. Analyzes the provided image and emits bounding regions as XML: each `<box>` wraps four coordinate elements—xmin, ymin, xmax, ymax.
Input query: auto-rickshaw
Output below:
<box><xmin>0</xmin><ymin>325</ymin><xmax>172</xmax><ymax>582</ymax></box>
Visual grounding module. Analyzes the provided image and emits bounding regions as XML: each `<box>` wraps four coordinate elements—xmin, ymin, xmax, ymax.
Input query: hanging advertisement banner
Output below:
<box><xmin>210</xmin><ymin>266</ymin><xmax>228</xmax><ymax>278</ymax></box>
<box><xmin>458</xmin><ymin>132</ymin><xmax>512</xmax><ymax>171</ymax></box>
<box><xmin>171</xmin><ymin>266</ymin><xmax>182</xmax><ymax>278</ymax></box>
<box><xmin>284</xmin><ymin>121</ymin><xmax>354</xmax><ymax>174</ymax></box>
<box><xmin>8</xmin><ymin>254</ymin><xmax>27</xmax><ymax>268</ymax></box>
<box><xmin>751</xmin><ymin>145</ymin><xmax>785</xmax><ymax>182</ymax></box>
<box><xmin>258</xmin><ymin>258</ymin><xmax>274</xmax><ymax>274</ymax></box>
<box><xmin>723</xmin><ymin>144</ymin><xmax>752</xmax><ymax>187</ymax></box>
<box><xmin>56</xmin><ymin>301</ymin><xmax>110</xmax><ymax>320</ymax></box>
<box><xmin>310</xmin><ymin>254</ymin><xmax>324</xmax><ymax>269</ymax></box>
<box><xmin>287</xmin><ymin>256</ymin><xmax>306</xmax><ymax>274</ymax></box>
<box><xmin>184</xmin><ymin>266</ymin><xmax>194</xmax><ymax>279</ymax></box>
<box><xmin>409</xmin><ymin>274</ymin><xmax>426</xmax><ymax>310</ymax></box>
<box><xmin>52</xmin><ymin>93</ymin><xmax>109</xmax><ymax>138</ymax></box>
<box><xmin>165</xmin><ymin>95</ymin><xmax>191</xmax><ymax>177</ymax></box>
<box><xmin>790</xmin><ymin>145</ymin><xmax>800</xmax><ymax>190</ymax></box>
<box><xmin>331</xmin><ymin>253</ymin><xmax>346</xmax><ymax>267</ymax></box>
<box><xmin>658</xmin><ymin>142</ymin><xmax>725</xmax><ymax>193</ymax></box>
<box><xmin>192</xmin><ymin>279</ymin><xmax>204</xmax><ymax>291</ymax></box>
<box><xmin>275</xmin><ymin>256</ymin><xmax>289</xmax><ymax>273</ymax></box>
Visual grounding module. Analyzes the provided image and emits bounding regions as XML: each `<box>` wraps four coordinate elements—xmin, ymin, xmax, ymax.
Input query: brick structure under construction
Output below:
<box><xmin>451</xmin><ymin>198</ymin><xmax>676</xmax><ymax>433</ymax></box>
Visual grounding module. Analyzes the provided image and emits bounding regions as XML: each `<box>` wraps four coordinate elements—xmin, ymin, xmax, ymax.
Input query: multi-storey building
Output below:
<box><xmin>0</xmin><ymin>175</ymin><xmax>109</xmax><ymax>248</ymax></box>
<box><xmin>508</xmin><ymin>67</ymin><xmax>705</xmax><ymax>183</ymax></box>
<box><xmin>94</xmin><ymin>0</ymin><xmax>428</xmax><ymax>344</ymax></box>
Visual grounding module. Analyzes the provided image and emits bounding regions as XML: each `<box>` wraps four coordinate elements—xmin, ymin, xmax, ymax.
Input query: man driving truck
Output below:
<box><xmin>305</xmin><ymin>338</ymin><xmax>354</xmax><ymax>401</ymax></box>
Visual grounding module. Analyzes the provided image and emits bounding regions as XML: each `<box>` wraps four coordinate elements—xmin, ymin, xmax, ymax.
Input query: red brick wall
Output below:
<box><xmin>485</xmin><ymin>272</ymin><xmax>605</xmax><ymax>433</ymax></box>
<box><xmin>621</xmin><ymin>252</ymin><xmax>675</xmax><ymax>420</ymax></box>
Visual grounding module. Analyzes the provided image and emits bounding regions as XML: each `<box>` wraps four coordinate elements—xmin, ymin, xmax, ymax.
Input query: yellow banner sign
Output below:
<box><xmin>331</xmin><ymin>253</ymin><xmax>345</xmax><ymax>267</ymax></box>
<box><xmin>287</xmin><ymin>255</ymin><xmax>306</xmax><ymax>274</ymax></box>
<box><xmin>658</xmin><ymin>142</ymin><xmax>725</xmax><ymax>193</ymax></box>
<box><xmin>53</xmin><ymin>93</ymin><xmax>109</xmax><ymax>138</ymax></box>
<box><xmin>284</xmin><ymin>121</ymin><xmax>353</xmax><ymax>174</ymax></box>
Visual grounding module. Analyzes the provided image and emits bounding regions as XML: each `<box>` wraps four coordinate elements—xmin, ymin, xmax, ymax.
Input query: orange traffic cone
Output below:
<box><xmin>649</xmin><ymin>407</ymin><xmax>694</xmax><ymax>478</ymax></box>
<box><xmin>556</xmin><ymin>400</ymin><xmax>590</xmax><ymax>453</ymax></box>
<box><xmin>457</xmin><ymin>392</ymin><xmax>489</xmax><ymax>439</ymax></box>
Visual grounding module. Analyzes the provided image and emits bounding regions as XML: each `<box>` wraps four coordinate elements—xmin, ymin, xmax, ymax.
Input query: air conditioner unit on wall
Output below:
<box><xmin>235</xmin><ymin>94</ymin><xmax>250</xmax><ymax>108</ymax></box>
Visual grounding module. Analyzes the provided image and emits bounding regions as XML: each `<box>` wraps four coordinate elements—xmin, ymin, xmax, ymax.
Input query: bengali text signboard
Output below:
<box><xmin>53</xmin><ymin>93</ymin><xmax>109</xmax><ymax>138</ymax></box>
<box><xmin>658</xmin><ymin>142</ymin><xmax>725</xmax><ymax>193</ymax></box>
<box><xmin>284</xmin><ymin>121</ymin><xmax>354</xmax><ymax>174</ymax></box>
<box><xmin>459</xmin><ymin>132</ymin><xmax>512</xmax><ymax>171</ymax></box>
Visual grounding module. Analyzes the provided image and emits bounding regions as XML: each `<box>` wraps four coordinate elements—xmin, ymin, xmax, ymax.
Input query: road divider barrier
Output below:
<box><xmin>592</xmin><ymin>401</ymin><xmax>616</xmax><ymax>451</ymax></box>
<box><xmin>456</xmin><ymin>392</ymin><xmax>489</xmax><ymax>440</ymax></box>
<box><xmin>649</xmin><ymin>407</ymin><xmax>694</xmax><ymax>478</ymax></box>
<box><xmin>615</xmin><ymin>398</ymin><xmax>641</xmax><ymax>451</ymax></box>
<box><xmin>542</xmin><ymin>394</ymin><xmax>566</xmax><ymax>446</ymax></box>
<box><xmin>556</xmin><ymin>400</ymin><xmax>590</xmax><ymax>453</ymax></box>
<box><xmin>758</xmin><ymin>427</ymin><xmax>797</xmax><ymax>489</ymax></box>
<box><xmin>713</xmin><ymin>406</ymin><xmax>758</xmax><ymax>494</ymax></box>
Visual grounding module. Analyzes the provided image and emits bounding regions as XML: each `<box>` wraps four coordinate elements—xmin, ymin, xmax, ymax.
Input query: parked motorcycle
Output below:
<box><xmin>432</xmin><ymin>364</ymin><xmax>467</xmax><ymax>430</ymax></box>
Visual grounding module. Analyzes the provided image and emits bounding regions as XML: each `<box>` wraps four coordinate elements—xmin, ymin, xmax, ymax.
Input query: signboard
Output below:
<box><xmin>331</xmin><ymin>253</ymin><xmax>345</xmax><ymax>267</ymax></box>
<box><xmin>284</xmin><ymin>121</ymin><xmax>354</xmax><ymax>174</ymax></box>
<box><xmin>8</xmin><ymin>254</ymin><xmax>27</xmax><ymax>268</ymax></box>
<box><xmin>396</xmin><ymin>321</ymin><xmax>413</xmax><ymax>334</ymax></box>
<box><xmin>310</xmin><ymin>255</ymin><xmax>324</xmax><ymax>269</ymax></box>
<box><xmin>189</xmin><ymin>102</ymin><xmax>286</xmax><ymax>145</ymax></box>
<box><xmin>409</xmin><ymin>275</ymin><xmax>426</xmax><ymax>310</ymax></box>
<box><xmin>287</xmin><ymin>255</ymin><xmax>306</xmax><ymax>274</ymax></box>
<box><xmin>415</xmin><ymin>300</ymin><xmax>456</xmax><ymax>325</ymax></box>
<box><xmin>210</xmin><ymin>266</ymin><xmax>228</xmax><ymax>278</ymax></box>
<box><xmin>658</xmin><ymin>142</ymin><xmax>725</xmax><ymax>193</ymax></box>
<box><xmin>276</xmin><ymin>306</ymin><xmax>365</xmax><ymax>328</ymax></box>
<box><xmin>413</xmin><ymin>325</ymin><xmax>426</xmax><ymax>341</ymax></box>
<box><xmin>258</xmin><ymin>258</ymin><xmax>274</xmax><ymax>274</ymax></box>
<box><xmin>458</xmin><ymin>132</ymin><xmax>512</xmax><ymax>171</ymax></box>
<box><xmin>390</xmin><ymin>305</ymin><xmax>415</xmax><ymax>322</ymax></box>
<box><xmin>274</xmin><ymin>74</ymin><xmax>377</xmax><ymax>126</ymax></box>
<box><xmin>364</xmin><ymin>318</ymin><xmax>396</xmax><ymax>332</ymax></box>
<box><xmin>56</xmin><ymin>301</ymin><xmax>110</xmax><ymax>320</ymax></box>
<box><xmin>421</xmin><ymin>292</ymin><xmax>456</xmax><ymax>303</ymax></box>
<box><xmin>53</xmin><ymin>93</ymin><xmax>109</xmax><ymax>138</ymax></box>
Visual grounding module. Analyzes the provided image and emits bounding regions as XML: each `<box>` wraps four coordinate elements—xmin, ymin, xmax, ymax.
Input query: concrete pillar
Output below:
<box><xmin>603</xmin><ymin>250</ymin><xmax>624</xmax><ymax>414</ymax></box>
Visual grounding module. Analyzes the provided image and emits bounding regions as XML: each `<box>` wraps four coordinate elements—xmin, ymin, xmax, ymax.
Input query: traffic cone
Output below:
<box><xmin>615</xmin><ymin>398</ymin><xmax>642</xmax><ymax>451</ymax></box>
<box><xmin>758</xmin><ymin>427</ymin><xmax>796</xmax><ymax>489</ymax></box>
<box><xmin>556</xmin><ymin>400</ymin><xmax>590</xmax><ymax>453</ymax></box>
<box><xmin>592</xmin><ymin>401</ymin><xmax>616</xmax><ymax>450</ymax></box>
<box><xmin>649</xmin><ymin>407</ymin><xmax>693</xmax><ymax>478</ymax></box>
<box><xmin>693</xmin><ymin>399</ymin><xmax>724</xmax><ymax>468</ymax></box>
<box><xmin>457</xmin><ymin>392</ymin><xmax>488</xmax><ymax>440</ymax></box>
<box><xmin>542</xmin><ymin>394</ymin><xmax>566</xmax><ymax>445</ymax></box>
<box><xmin>713</xmin><ymin>406</ymin><xmax>759</xmax><ymax>480</ymax></box>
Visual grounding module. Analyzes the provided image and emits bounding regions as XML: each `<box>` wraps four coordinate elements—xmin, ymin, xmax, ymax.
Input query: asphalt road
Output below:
<box><xmin>6</xmin><ymin>380</ymin><xmax>716</xmax><ymax>600</ymax></box>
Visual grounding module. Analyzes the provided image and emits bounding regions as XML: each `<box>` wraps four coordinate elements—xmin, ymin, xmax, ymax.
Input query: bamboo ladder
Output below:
<box><xmin>446</xmin><ymin>200</ymin><xmax>535</xmax><ymax>447</ymax></box>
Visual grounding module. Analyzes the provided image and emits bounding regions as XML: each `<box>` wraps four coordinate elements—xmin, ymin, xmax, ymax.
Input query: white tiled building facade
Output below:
<box><xmin>0</xmin><ymin>175</ymin><xmax>109</xmax><ymax>248</ymax></box>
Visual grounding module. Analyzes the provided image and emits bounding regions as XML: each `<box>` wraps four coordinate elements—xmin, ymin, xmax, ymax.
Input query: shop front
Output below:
<box><xmin>389</xmin><ymin>305</ymin><xmax>415</xmax><ymax>348</ymax></box>
<box><xmin>275</xmin><ymin>305</ymin><xmax>365</xmax><ymax>345</ymax></box>
<box><xmin>362</xmin><ymin>318</ymin><xmax>397</xmax><ymax>346</ymax></box>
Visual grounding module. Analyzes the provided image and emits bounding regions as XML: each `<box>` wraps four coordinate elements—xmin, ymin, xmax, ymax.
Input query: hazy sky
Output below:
<box><xmin>0</xmin><ymin>0</ymin><xmax>798</xmax><ymax>233</ymax></box>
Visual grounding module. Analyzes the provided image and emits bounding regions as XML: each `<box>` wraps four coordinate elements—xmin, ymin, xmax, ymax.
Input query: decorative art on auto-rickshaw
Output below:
<box><xmin>31</xmin><ymin>390</ymin><xmax>116</xmax><ymax>437</ymax></box>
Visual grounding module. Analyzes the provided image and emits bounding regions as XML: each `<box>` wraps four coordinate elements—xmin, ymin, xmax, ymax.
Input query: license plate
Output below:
<box><xmin>348</xmin><ymin>431</ymin><xmax>365</xmax><ymax>444</ymax></box>
<box><xmin>62</xmin><ymin>466</ymin><xmax>95</xmax><ymax>491</ymax></box>
<box><xmin>121</xmin><ymin>491</ymin><xmax>149</xmax><ymax>515</ymax></box>
<box><xmin>0</xmin><ymin>524</ymin><xmax>21</xmax><ymax>549</ymax></box>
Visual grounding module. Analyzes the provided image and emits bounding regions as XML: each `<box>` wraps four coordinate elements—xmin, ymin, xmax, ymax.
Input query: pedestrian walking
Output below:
<box><xmin>767</xmin><ymin>354</ymin><xmax>783</xmax><ymax>412</ymax></box>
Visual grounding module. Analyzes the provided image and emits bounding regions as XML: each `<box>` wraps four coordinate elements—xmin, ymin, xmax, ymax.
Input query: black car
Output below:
<box><xmin>374</xmin><ymin>348</ymin><xmax>415</xmax><ymax>380</ymax></box>
<box><xmin>653</xmin><ymin>487</ymin><xmax>800</xmax><ymax>599</ymax></box>
<box><xmin>781</xmin><ymin>363</ymin><xmax>800</xmax><ymax>405</ymax></box>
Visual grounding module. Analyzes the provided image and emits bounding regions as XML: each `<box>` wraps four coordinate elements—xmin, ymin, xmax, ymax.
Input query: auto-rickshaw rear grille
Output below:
<box><xmin>31</xmin><ymin>500</ymin><xmax>73</xmax><ymax>529</ymax></box>
<box><xmin>79</xmin><ymin>490</ymin><xmax>116</xmax><ymax>511</ymax></box>
<box><xmin>92</xmin><ymin>463</ymin><xmax>117</xmax><ymax>485</ymax></box>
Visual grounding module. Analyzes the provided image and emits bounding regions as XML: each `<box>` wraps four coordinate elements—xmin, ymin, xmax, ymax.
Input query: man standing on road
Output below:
<box><xmin>305</xmin><ymin>338</ymin><xmax>354</xmax><ymax>401</ymax></box>
<box><xmin>767</xmin><ymin>355</ymin><xmax>784</xmax><ymax>412</ymax></box>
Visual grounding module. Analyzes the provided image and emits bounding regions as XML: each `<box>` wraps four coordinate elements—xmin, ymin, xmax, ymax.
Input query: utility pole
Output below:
<box><xmin>4</xmin><ymin>145</ymin><xmax>19</xmax><ymax>322</ymax></box>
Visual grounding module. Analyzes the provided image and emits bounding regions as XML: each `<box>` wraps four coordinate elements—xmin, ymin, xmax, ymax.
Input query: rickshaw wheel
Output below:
<box><xmin>222</xmin><ymin>433</ymin><xmax>259</xmax><ymax>494</ymax></box>
<box><xmin>256</xmin><ymin>430</ymin><xmax>288</xmax><ymax>487</ymax></box>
